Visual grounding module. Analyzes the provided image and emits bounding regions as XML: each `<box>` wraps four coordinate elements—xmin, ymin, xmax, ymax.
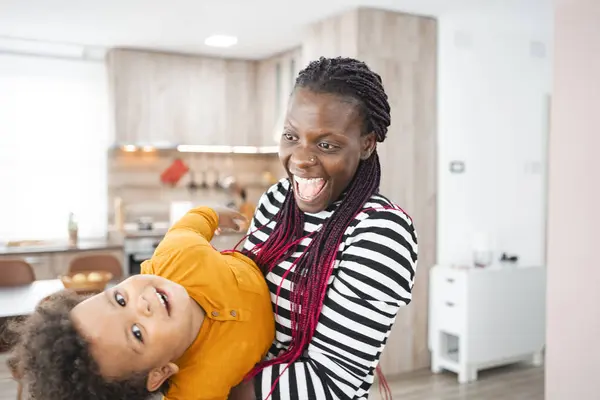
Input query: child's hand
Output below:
<box><xmin>214</xmin><ymin>208</ymin><xmax>248</xmax><ymax>234</ymax></box>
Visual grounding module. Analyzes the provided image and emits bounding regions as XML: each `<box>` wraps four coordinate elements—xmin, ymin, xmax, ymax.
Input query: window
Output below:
<box><xmin>0</xmin><ymin>54</ymin><xmax>110</xmax><ymax>242</ymax></box>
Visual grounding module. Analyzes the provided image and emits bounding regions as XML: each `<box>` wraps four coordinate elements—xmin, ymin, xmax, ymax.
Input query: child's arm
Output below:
<box><xmin>141</xmin><ymin>207</ymin><xmax>218</xmax><ymax>277</ymax></box>
<box><xmin>168</xmin><ymin>206</ymin><xmax>248</xmax><ymax>241</ymax></box>
<box><xmin>141</xmin><ymin>206</ymin><xmax>247</xmax><ymax>277</ymax></box>
<box><xmin>168</xmin><ymin>206</ymin><xmax>220</xmax><ymax>242</ymax></box>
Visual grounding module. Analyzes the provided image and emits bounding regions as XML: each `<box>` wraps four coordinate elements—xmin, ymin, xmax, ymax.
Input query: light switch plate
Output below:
<box><xmin>450</xmin><ymin>161</ymin><xmax>465</xmax><ymax>173</ymax></box>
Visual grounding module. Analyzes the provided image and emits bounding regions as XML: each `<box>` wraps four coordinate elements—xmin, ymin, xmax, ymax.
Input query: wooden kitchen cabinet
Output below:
<box><xmin>107</xmin><ymin>48</ymin><xmax>303</xmax><ymax>148</ymax></box>
<box><xmin>108</xmin><ymin>49</ymin><xmax>222</xmax><ymax>146</ymax></box>
<box><xmin>255</xmin><ymin>48</ymin><xmax>302</xmax><ymax>147</ymax></box>
<box><xmin>222</xmin><ymin>60</ymin><xmax>257</xmax><ymax>147</ymax></box>
<box><xmin>108</xmin><ymin>49</ymin><xmax>260</xmax><ymax>147</ymax></box>
<box><xmin>255</xmin><ymin>59</ymin><xmax>278</xmax><ymax>147</ymax></box>
<box><xmin>107</xmin><ymin>50</ymin><xmax>169</xmax><ymax>145</ymax></box>
<box><xmin>181</xmin><ymin>56</ymin><xmax>228</xmax><ymax>146</ymax></box>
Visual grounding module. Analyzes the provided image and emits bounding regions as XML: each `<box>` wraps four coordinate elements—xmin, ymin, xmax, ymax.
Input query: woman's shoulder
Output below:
<box><xmin>345</xmin><ymin>192</ymin><xmax>418</xmax><ymax>245</ymax></box>
<box><xmin>358</xmin><ymin>193</ymin><xmax>414</xmax><ymax>225</ymax></box>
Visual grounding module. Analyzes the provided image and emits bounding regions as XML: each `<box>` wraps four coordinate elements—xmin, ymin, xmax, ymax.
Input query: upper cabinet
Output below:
<box><xmin>255</xmin><ymin>48</ymin><xmax>302</xmax><ymax>147</ymax></box>
<box><xmin>107</xmin><ymin>49</ymin><xmax>256</xmax><ymax>147</ymax></box>
<box><xmin>222</xmin><ymin>60</ymin><xmax>257</xmax><ymax>147</ymax></box>
<box><xmin>107</xmin><ymin>47</ymin><xmax>301</xmax><ymax>148</ymax></box>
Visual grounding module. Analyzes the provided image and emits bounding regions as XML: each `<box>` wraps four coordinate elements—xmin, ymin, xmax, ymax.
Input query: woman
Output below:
<box><xmin>232</xmin><ymin>56</ymin><xmax>418</xmax><ymax>400</ymax></box>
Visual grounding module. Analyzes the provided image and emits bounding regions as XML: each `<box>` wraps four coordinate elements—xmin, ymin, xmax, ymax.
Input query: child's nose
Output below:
<box><xmin>137</xmin><ymin>293</ymin><xmax>152</xmax><ymax>316</ymax></box>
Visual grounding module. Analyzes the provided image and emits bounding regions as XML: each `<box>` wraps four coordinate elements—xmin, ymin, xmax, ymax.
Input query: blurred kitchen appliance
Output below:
<box><xmin>136</xmin><ymin>217</ymin><xmax>154</xmax><ymax>231</ymax></box>
<box><xmin>124</xmin><ymin>237</ymin><xmax>159</xmax><ymax>275</ymax></box>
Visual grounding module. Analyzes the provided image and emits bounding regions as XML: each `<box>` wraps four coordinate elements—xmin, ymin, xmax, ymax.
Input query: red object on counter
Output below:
<box><xmin>160</xmin><ymin>158</ymin><xmax>189</xmax><ymax>186</ymax></box>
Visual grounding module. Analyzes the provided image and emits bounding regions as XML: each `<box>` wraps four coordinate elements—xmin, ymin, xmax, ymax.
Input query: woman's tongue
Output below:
<box><xmin>296</xmin><ymin>178</ymin><xmax>325</xmax><ymax>200</ymax></box>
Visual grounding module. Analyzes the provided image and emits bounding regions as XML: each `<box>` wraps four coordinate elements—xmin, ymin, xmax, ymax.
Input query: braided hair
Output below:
<box><xmin>245</xmin><ymin>56</ymin><xmax>391</xmax><ymax>379</ymax></box>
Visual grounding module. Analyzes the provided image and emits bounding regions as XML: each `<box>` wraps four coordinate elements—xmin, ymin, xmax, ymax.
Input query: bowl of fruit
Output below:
<box><xmin>60</xmin><ymin>271</ymin><xmax>113</xmax><ymax>294</ymax></box>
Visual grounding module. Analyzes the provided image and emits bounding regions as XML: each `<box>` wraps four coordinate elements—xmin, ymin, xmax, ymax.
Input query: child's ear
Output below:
<box><xmin>146</xmin><ymin>362</ymin><xmax>179</xmax><ymax>392</ymax></box>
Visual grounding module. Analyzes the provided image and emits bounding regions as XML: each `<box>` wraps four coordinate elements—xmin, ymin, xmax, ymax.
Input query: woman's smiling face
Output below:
<box><xmin>279</xmin><ymin>88</ymin><xmax>376</xmax><ymax>213</ymax></box>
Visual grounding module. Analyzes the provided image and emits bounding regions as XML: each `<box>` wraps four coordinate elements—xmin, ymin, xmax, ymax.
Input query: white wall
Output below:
<box><xmin>0</xmin><ymin>54</ymin><xmax>110</xmax><ymax>241</ymax></box>
<box><xmin>546</xmin><ymin>1</ymin><xmax>600</xmax><ymax>398</ymax></box>
<box><xmin>437</xmin><ymin>14</ymin><xmax>552</xmax><ymax>267</ymax></box>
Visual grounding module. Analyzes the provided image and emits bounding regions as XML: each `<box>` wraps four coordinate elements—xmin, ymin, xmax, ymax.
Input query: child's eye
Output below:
<box><xmin>114</xmin><ymin>292</ymin><xmax>126</xmax><ymax>307</ymax></box>
<box><xmin>132</xmin><ymin>325</ymin><xmax>143</xmax><ymax>343</ymax></box>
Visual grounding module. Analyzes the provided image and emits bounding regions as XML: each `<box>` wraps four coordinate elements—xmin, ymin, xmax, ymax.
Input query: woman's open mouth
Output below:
<box><xmin>293</xmin><ymin>175</ymin><xmax>328</xmax><ymax>202</ymax></box>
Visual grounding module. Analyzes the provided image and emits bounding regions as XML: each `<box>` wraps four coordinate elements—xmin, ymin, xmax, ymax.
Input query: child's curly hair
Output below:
<box><xmin>7</xmin><ymin>290</ymin><xmax>158</xmax><ymax>400</ymax></box>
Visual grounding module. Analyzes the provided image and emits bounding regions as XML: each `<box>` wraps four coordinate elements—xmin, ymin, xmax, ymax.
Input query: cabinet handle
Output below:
<box><xmin>446</xmin><ymin>278</ymin><xmax>454</xmax><ymax>283</ymax></box>
<box><xmin>445</xmin><ymin>302</ymin><xmax>455</xmax><ymax>307</ymax></box>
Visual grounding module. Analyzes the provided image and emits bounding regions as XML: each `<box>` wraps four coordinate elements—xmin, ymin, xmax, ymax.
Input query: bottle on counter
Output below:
<box><xmin>68</xmin><ymin>212</ymin><xmax>79</xmax><ymax>247</ymax></box>
<box><xmin>114</xmin><ymin>196</ymin><xmax>125</xmax><ymax>232</ymax></box>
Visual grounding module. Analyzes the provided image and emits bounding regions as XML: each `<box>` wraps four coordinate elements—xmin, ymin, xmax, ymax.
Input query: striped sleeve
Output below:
<box><xmin>254</xmin><ymin>208</ymin><xmax>418</xmax><ymax>400</ymax></box>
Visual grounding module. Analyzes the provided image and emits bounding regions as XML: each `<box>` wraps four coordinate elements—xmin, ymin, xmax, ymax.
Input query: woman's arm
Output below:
<box><xmin>235</xmin><ymin>207</ymin><xmax>418</xmax><ymax>400</ymax></box>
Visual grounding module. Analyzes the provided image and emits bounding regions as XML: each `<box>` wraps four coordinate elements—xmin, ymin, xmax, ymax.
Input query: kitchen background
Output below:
<box><xmin>0</xmin><ymin>0</ymin><xmax>576</xmax><ymax>398</ymax></box>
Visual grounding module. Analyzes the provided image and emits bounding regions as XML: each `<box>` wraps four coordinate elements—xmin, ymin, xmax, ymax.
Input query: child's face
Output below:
<box><xmin>71</xmin><ymin>274</ymin><xmax>199</xmax><ymax>390</ymax></box>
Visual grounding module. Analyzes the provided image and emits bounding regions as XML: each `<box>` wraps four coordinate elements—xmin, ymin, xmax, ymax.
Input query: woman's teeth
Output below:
<box><xmin>293</xmin><ymin>176</ymin><xmax>326</xmax><ymax>200</ymax></box>
<box><xmin>294</xmin><ymin>176</ymin><xmax>324</xmax><ymax>184</ymax></box>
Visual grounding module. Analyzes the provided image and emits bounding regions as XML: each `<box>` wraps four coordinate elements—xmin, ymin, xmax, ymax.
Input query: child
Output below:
<box><xmin>9</xmin><ymin>207</ymin><xmax>274</xmax><ymax>400</ymax></box>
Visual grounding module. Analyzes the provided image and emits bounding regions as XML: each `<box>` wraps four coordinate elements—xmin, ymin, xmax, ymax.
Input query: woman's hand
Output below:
<box><xmin>214</xmin><ymin>208</ymin><xmax>248</xmax><ymax>235</ymax></box>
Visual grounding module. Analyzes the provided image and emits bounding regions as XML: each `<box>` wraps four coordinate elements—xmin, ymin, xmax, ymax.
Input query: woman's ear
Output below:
<box><xmin>360</xmin><ymin>132</ymin><xmax>377</xmax><ymax>160</ymax></box>
<box><xmin>146</xmin><ymin>362</ymin><xmax>179</xmax><ymax>392</ymax></box>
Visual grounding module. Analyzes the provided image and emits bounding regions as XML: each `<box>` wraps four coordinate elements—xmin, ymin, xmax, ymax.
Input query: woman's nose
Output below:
<box><xmin>290</xmin><ymin>148</ymin><xmax>317</xmax><ymax>169</ymax></box>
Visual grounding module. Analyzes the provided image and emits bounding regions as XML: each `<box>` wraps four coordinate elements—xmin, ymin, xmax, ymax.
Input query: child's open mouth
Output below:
<box><xmin>155</xmin><ymin>288</ymin><xmax>170</xmax><ymax>316</ymax></box>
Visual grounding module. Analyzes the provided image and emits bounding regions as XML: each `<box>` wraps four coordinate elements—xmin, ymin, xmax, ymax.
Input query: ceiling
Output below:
<box><xmin>0</xmin><ymin>0</ymin><xmax>552</xmax><ymax>60</ymax></box>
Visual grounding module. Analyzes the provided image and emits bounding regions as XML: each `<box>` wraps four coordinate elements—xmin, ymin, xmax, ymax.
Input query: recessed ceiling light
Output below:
<box><xmin>204</xmin><ymin>35</ymin><xmax>238</xmax><ymax>48</ymax></box>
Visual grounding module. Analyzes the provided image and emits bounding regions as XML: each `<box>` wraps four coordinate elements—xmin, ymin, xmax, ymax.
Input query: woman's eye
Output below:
<box><xmin>114</xmin><ymin>292</ymin><xmax>126</xmax><ymax>307</ymax></box>
<box><xmin>132</xmin><ymin>325</ymin><xmax>144</xmax><ymax>343</ymax></box>
<box><xmin>282</xmin><ymin>133</ymin><xmax>296</xmax><ymax>141</ymax></box>
<box><xmin>318</xmin><ymin>142</ymin><xmax>336</xmax><ymax>150</ymax></box>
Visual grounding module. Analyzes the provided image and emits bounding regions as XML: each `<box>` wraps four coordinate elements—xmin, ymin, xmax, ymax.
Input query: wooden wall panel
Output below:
<box><xmin>301</xmin><ymin>9</ymin><xmax>359</xmax><ymax>64</ymax></box>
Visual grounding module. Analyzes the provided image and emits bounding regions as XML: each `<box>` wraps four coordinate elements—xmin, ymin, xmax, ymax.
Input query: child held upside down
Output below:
<box><xmin>9</xmin><ymin>207</ymin><xmax>274</xmax><ymax>400</ymax></box>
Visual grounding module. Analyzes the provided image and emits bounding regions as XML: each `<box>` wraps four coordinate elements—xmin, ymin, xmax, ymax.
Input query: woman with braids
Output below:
<box><xmin>230</xmin><ymin>56</ymin><xmax>418</xmax><ymax>400</ymax></box>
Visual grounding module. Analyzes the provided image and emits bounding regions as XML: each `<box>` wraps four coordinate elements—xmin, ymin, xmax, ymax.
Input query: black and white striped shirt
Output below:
<box><xmin>243</xmin><ymin>178</ymin><xmax>418</xmax><ymax>400</ymax></box>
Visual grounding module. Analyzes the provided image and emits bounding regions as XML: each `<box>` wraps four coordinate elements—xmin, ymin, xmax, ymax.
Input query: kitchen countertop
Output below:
<box><xmin>123</xmin><ymin>230</ymin><xmax>168</xmax><ymax>239</ymax></box>
<box><xmin>0</xmin><ymin>227</ymin><xmax>247</xmax><ymax>258</ymax></box>
<box><xmin>111</xmin><ymin>227</ymin><xmax>246</xmax><ymax>240</ymax></box>
<box><xmin>0</xmin><ymin>239</ymin><xmax>124</xmax><ymax>257</ymax></box>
